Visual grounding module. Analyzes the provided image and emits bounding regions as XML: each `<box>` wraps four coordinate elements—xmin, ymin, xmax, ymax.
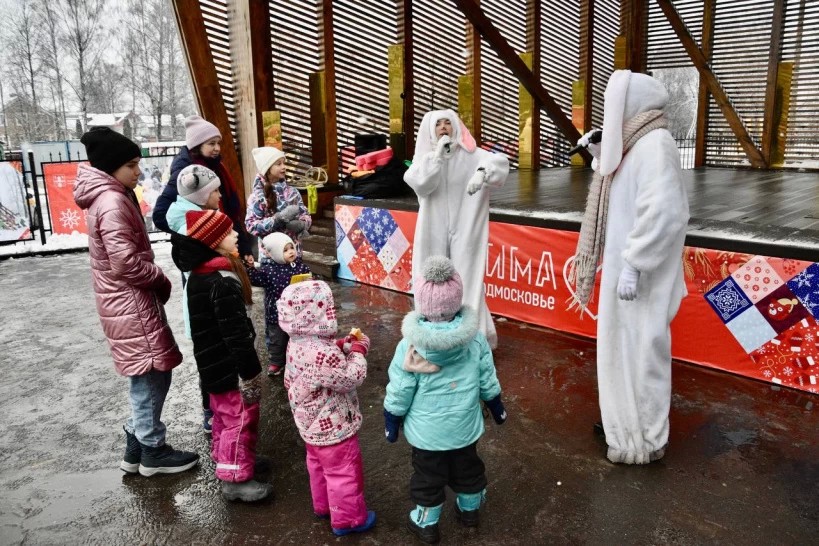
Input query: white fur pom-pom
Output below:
<box><xmin>422</xmin><ymin>255</ymin><xmax>455</xmax><ymax>282</ymax></box>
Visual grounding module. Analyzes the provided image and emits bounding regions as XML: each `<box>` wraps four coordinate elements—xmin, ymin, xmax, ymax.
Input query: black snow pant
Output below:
<box><xmin>410</xmin><ymin>441</ymin><xmax>487</xmax><ymax>507</ymax></box>
<box><xmin>265</xmin><ymin>320</ymin><xmax>289</xmax><ymax>365</ymax></box>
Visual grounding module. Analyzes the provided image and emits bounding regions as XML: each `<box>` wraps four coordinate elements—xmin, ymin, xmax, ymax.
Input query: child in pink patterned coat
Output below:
<box><xmin>277</xmin><ymin>280</ymin><xmax>376</xmax><ymax>537</ymax></box>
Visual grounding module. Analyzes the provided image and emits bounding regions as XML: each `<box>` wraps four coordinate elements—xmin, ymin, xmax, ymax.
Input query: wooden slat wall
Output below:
<box><xmin>199</xmin><ymin>0</ymin><xmax>238</xmax><ymax>145</ymax></box>
<box><xmin>333</xmin><ymin>1</ymin><xmax>396</xmax><ymax>168</ymax></box>
<box><xmin>269</xmin><ymin>0</ymin><xmax>320</xmax><ymax>174</ymax></box>
<box><xmin>782</xmin><ymin>0</ymin><xmax>819</xmax><ymax>165</ymax></box>
<box><xmin>592</xmin><ymin>0</ymin><xmax>619</xmax><ymax>129</ymax></box>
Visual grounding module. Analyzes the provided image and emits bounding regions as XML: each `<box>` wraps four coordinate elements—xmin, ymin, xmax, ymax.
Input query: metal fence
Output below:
<box><xmin>0</xmin><ymin>150</ymin><xmax>176</xmax><ymax>248</ymax></box>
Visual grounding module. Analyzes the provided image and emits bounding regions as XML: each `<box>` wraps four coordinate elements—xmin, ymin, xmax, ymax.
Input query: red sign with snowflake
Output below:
<box><xmin>44</xmin><ymin>162</ymin><xmax>87</xmax><ymax>235</ymax></box>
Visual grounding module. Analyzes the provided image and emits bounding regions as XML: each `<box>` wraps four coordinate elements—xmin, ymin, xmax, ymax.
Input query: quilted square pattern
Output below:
<box><xmin>334</xmin><ymin>205</ymin><xmax>360</xmax><ymax>233</ymax></box>
<box><xmin>357</xmin><ymin>208</ymin><xmax>398</xmax><ymax>254</ymax></box>
<box><xmin>756</xmin><ymin>284</ymin><xmax>811</xmax><ymax>334</ymax></box>
<box><xmin>786</xmin><ymin>263</ymin><xmax>819</xmax><ymax>320</ymax></box>
<box><xmin>731</xmin><ymin>256</ymin><xmax>784</xmax><ymax>303</ymax></box>
<box><xmin>750</xmin><ymin>318</ymin><xmax>819</xmax><ymax>391</ymax></box>
<box><xmin>705</xmin><ymin>277</ymin><xmax>752</xmax><ymax>323</ymax></box>
<box><xmin>725</xmin><ymin>306</ymin><xmax>777</xmax><ymax>353</ymax></box>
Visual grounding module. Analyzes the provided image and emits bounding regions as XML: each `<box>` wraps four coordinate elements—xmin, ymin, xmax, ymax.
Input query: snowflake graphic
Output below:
<box><xmin>706</xmin><ymin>281</ymin><xmax>750</xmax><ymax>321</ymax></box>
<box><xmin>801</xmin><ymin>295</ymin><xmax>816</xmax><ymax>314</ymax></box>
<box><xmin>791</xmin><ymin>269</ymin><xmax>814</xmax><ymax>289</ymax></box>
<box><xmin>60</xmin><ymin>209</ymin><xmax>81</xmax><ymax>229</ymax></box>
<box><xmin>762</xmin><ymin>369</ymin><xmax>773</xmax><ymax>378</ymax></box>
<box><xmin>806</xmin><ymin>332</ymin><xmax>815</xmax><ymax>342</ymax></box>
<box><xmin>782</xmin><ymin>366</ymin><xmax>794</xmax><ymax>377</ymax></box>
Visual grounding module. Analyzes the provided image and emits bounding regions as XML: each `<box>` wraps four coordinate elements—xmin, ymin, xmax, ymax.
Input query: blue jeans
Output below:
<box><xmin>125</xmin><ymin>369</ymin><xmax>172</xmax><ymax>448</ymax></box>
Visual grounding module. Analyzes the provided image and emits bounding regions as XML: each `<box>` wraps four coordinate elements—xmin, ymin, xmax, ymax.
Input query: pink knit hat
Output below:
<box><xmin>185</xmin><ymin>115</ymin><xmax>221</xmax><ymax>149</ymax></box>
<box><xmin>414</xmin><ymin>256</ymin><xmax>463</xmax><ymax>322</ymax></box>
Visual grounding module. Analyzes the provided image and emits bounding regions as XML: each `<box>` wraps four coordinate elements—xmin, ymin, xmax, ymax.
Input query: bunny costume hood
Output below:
<box><xmin>404</xmin><ymin>109</ymin><xmax>509</xmax><ymax>348</ymax></box>
<box><xmin>592</xmin><ymin>70</ymin><xmax>690</xmax><ymax>464</ymax></box>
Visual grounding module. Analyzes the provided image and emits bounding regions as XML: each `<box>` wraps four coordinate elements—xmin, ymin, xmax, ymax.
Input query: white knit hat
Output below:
<box><xmin>252</xmin><ymin>146</ymin><xmax>286</xmax><ymax>177</ymax></box>
<box><xmin>177</xmin><ymin>164</ymin><xmax>221</xmax><ymax>206</ymax></box>
<box><xmin>262</xmin><ymin>232</ymin><xmax>295</xmax><ymax>264</ymax></box>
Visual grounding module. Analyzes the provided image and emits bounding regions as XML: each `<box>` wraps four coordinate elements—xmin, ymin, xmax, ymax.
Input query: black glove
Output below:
<box><xmin>286</xmin><ymin>219</ymin><xmax>306</xmax><ymax>234</ymax></box>
<box><xmin>484</xmin><ymin>395</ymin><xmax>507</xmax><ymax>424</ymax></box>
<box><xmin>384</xmin><ymin>410</ymin><xmax>402</xmax><ymax>443</ymax></box>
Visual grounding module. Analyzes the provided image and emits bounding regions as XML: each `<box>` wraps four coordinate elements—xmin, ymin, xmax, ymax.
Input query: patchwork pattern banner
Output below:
<box><xmin>336</xmin><ymin>204</ymin><xmax>818</xmax><ymax>395</ymax></box>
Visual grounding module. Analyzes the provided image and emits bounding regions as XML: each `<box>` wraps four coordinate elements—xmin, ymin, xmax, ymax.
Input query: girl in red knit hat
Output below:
<box><xmin>170</xmin><ymin>209</ymin><xmax>272</xmax><ymax>502</ymax></box>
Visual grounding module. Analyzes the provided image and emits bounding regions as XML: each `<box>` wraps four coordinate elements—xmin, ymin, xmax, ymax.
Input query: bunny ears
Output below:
<box><xmin>413</xmin><ymin>109</ymin><xmax>477</xmax><ymax>160</ymax></box>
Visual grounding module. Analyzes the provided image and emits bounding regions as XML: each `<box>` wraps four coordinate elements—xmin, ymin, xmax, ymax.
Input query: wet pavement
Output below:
<box><xmin>1</xmin><ymin>242</ymin><xmax>816</xmax><ymax>545</ymax></box>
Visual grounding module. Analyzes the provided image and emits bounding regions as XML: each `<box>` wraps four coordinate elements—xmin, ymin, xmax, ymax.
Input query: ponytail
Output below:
<box><xmin>227</xmin><ymin>254</ymin><xmax>253</xmax><ymax>304</ymax></box>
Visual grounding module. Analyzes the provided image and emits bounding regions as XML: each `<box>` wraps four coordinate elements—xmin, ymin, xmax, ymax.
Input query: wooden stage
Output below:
<box><xmin>338</xmin><ymin>166</ymin><xmax>819</xmax><ymax>262</ymax></box>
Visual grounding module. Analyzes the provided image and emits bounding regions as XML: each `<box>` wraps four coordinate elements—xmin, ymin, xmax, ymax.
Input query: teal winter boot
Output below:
<box><xmin>407</xmin><ymin>504</ymin><xmax>442</xmax><ymax>544</ymax></box>
<box><xmin>455</xmin><ymin>489</ymin><xmax>486</xmax><ymax>527</ymax></box>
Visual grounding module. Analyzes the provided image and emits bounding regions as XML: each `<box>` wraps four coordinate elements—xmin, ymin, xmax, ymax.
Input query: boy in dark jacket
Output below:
<box><xmin>247</xmin><ymin>232</ymin><xmax>311</xmax><ymax>376</ymax></box>
<box><xmin>171</xmin><ymin>209</ymin><xmax>271</xmax><ymax>502</ymax></box>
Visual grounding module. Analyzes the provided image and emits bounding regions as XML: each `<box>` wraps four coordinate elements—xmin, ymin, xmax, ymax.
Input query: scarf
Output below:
<box><xmin>567</xmin><ymin>110</ymin><xmax>668</xmax><ymax>312</ymax></box>
<box><xmin>193</xmin><ymin>256</ymin><xmax>232</xmax><ymax>275</ymax></box>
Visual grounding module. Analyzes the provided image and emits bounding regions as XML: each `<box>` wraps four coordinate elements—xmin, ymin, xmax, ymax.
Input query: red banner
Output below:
<box><xmin>44</xmin><ymin>162</ymin><xmax>87</xmax><ymax>235</ymax></box>
<box><xmin>335</xmin><ymin>204</ymin><xmax>818</xmax><ymax>395</ymax></box>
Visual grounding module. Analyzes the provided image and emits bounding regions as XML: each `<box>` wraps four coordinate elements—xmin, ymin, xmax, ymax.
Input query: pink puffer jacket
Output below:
<box><xmin>277</xmin><ymin>281</ymin><xmax>367</xmax><ymax>446</ymax></box>
<box><xmin>73</xmin><ymin>164</ymin><xmax>182</xmax><ymax>376</ymax></box>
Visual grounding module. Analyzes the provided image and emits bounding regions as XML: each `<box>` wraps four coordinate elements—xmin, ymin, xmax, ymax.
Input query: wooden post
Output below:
<box><xmin>249</xmin><ymin>1</ymin><xmax>275</xmax><ymax>145</ymax></box>
<box><xmin>770</xmin><ymin>61</ymin><xmax>793</xmax><ymax>167</ymax></box>
<box><xmin>319</xmin><ymin>0</ymin><xmax>338</xmax><ymax>183</ymax></box>
<box><xmin>465</xmin><ymin>0</ymin><xmax>481</xmax><ymax>143</ymax></box>
<box><xmin>396</xmin><ymin>0</ymin><xmax>415</xmax><ymax>159</ymax></box>
<box><xmin>574</xmin><ymin>0</ymin><xmax>594</xmax><ymax>166</ymax></box>
<box><xmin>228</xmin><ymin>0</ymin><xmax>258</xmax><ymax>196</ymax></box>
<box><xmin>761</xmin><ymin>0</ymin><xmax>787</xmax><ymax>165</ymax></box>
<box><xmin>694</xmin><ymin>0</ymin><xmax>715</xmax><ymax>168</ymax></box>
<box><xmin>524</xmin><ymin>0</ymin><xmax>541</xmax><ymax>169</ymax></box>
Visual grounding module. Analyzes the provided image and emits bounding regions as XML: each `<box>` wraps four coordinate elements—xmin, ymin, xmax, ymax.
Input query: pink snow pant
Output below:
<box><xmin>210</xmin><ymin>390</ymin><xmax>259</xmax><ymax>483</ymax></box>
<box><xmin>305</xmin><ymin>434</ymin><xmax>368</xmax><ymax>529</ymax></box>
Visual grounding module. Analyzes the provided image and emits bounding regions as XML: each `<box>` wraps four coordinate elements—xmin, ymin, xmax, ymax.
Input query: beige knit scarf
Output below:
<box><xmin>567</xmin><ymin>110</ymin><xmax>668</xmax><ymax>312</ymax></box>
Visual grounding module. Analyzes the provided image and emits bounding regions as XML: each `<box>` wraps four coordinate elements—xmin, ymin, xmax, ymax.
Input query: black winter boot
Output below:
<box><xmin>138</xmin><ymin>443</ymin><xmax>199</xmax><ymax>477</ymax></box>
<box><xmin>120</xmin><ymin>426</ymin><xmax>141</xmax><ymax>474</ymax></box>
<box><xmin>454</xmin><ymin>504</ymin><xmax>480</xmax><ymax>526</ymax></box>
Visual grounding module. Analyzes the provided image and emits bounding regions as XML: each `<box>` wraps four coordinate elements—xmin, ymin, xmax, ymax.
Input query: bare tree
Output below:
<box><xmin>36</xmin><ymin>0</ymin><xmax>69</xmax><ymax>140</ymax></box>
<box><xmin>87</xmin><ymin>62</ymin><xmax>125</xmax><ymax>114</ymax></box>
<box><xmin>62</xmin><ymin>0</ymin><xmax>109</xmax><ymax>132</ymax></box>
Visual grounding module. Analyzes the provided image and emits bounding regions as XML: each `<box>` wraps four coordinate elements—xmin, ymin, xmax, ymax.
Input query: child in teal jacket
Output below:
<box><xmin>384</xmin><ymin>256</ymin><xmax>507</xmax><ymax>544</ymax></box>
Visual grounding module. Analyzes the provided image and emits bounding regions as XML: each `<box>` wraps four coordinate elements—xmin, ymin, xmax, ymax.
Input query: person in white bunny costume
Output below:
<box><xmin>404</xmin><ymin>109</ymin><xmax>509</xmax><ymax>349</ymax></box>
<box><xmin>570</xmin><ymin>71</ymin><xmax>689</xmax><ymax>464</ymax></box>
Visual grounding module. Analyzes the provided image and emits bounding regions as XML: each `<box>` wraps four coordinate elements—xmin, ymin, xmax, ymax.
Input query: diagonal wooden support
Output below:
<box><xmin>452</xmin><ymin>0</ymin><xmax>587</xmax><ymax>162</ymax></box>
<box><xmin>655</xmin><ymin>0</ymin><xmax>767</xmax><ymax>168</ymax></box>
<box><xmin>761</xmin><ymin>0</ymin><xmax>787</xmax><ymax>165</ymax></box>
<box><xmin>171</xmin><ymin>0</ymin><xmax>245</xmax><ymax>205</ymax></box>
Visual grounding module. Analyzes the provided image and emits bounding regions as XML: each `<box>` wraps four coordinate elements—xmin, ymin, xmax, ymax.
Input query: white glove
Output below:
<box><xmin>466</xmin><ymin>168</ymin><xmax>487</xmax><ymax>195</ymax></box>
<box><xmin>434</xmin><ymin>135</ymin><xmax>452</xmax><ymax>160</ymax></box>
<box><xmin>617</xmin><ymin>263</ymin><xmax>640</xmax><ymax>301</ymax></box>
<box><xmin>577</xmin><ymin>129</ymin><xmax>602</xmax><ymax>159</ymax></box>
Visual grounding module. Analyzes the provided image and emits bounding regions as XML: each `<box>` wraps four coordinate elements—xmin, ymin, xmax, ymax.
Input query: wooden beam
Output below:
<box><xmin>453</xmin><ymin>0</ymin><xmax>586</xmax><ymax>159</ymax></box>
<box><xmin>249</xmin><ymin>1</ymin><xmax>275</xmax><ymax>145</ymax></box>
<box><xmin>626</xmin><ymin>0</ymin><xmax>647</xmax><ymax>72</ymax></box>
<box><xmin>171</xmin><ymin>0</ymin><xmax>244</xmax><ymax>207</ymax></box>
<box><xmin>228</xmin><ymin>0</ymin><xmax>258</xmax><ymax>197</ymax></box>
<box><xmin>525</xmin><ymin>0</ymin><xmax>541</xmax><ymax>169</ymax></box>
<box><xmin>319</xmin><ymin>0</ymin><xmax>338</xmax><ymax>182</ymax></box>
<box><xmin>655</xmin><ymin>0</ymin><xmax>767</xmax><ymax>168</ymax></box>
<box><xmin>694</xmin><ymin>0</ymin><xmax>715</xmax><ymax>167</ymax></box>
<box><xmin>761</xmin><ymin>0</ymin><xmax>787</xmax><ymax>165</ymax></box>
<box><xmin>579</xmin><ymin>0</ymin><xmax>594</xmax><ymax>134</ymax></box>
<box><xmin>397</xmin><ymin>0</ymin><xmax>415</xmax><ymax>159</ymax></box>
<box><xmin>465</xmin><ymin>0</ymin><xmax>481</xmax><ymax>143</ymax></box>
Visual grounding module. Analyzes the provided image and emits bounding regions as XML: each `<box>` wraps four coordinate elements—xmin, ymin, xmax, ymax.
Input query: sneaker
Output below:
<box><xmin>203</xmin><ymin>409</ymin><xmax>214</xmax><ymax>434</ymax></box>
<box><xmin>454</xmin><ymin>504</ymin><xmax>480</xmax><ymax>527</ymax></box>
<box><xmin>138</xmin><ymin>444</ymin><xmax>199</xmax><ymax>477</ymax></box>
<box><xmin>332</xmin><ymin>510</ymin><xmax>377</xmax><ymax>537</ymax></box>
<box><xmin>267</xmin><ymin>363</ymin><xmax>283</xmax><ymax>376</ymax></box>
<box><xmin>221</xmin><ymin>479</ymin><xmax>274</xmax><ymax>502</ymax></box>
<box><xmin>406</xmin><ymin>514</ymin><xmax>439</xmax><ymax>543</ymax></box>
<box><xmin>120</xmin><ymin>426</ymin><xmax>141</xmax><ymax>474</ymax></box>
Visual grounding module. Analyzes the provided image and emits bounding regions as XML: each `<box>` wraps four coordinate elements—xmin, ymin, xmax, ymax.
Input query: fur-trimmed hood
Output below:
<box><xmin>400</xmin><ymin>306</ymin><xmax>478</xmax><ymax>367</ymax></box>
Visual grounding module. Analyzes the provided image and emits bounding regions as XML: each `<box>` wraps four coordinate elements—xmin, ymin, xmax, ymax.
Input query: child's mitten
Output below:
<box><xmin>349</xmin><ymin>333</ymin><xmax>370</xmax><ymax>356</ymax></box>
<box><xmin>384</xmin><ymin>410</ymin><xmax>402</xmax><ymax>443</ymax></box>
<box><xmin>280</xmin><ymin>204</ymin><xmax>300</xmax><ymax>221</ymax></box>
<box><xmin>484</xmin><ymin>394</ymin><xmax>507</xmax><ymax>424</ymax></box>
<box><xmin>286</xmin><ymin>219</ymin><xmax>306</xmax><ymax>234</ymax></box>
<box><xmin>239</xmin><ymin>373</ymin><xmax>263</xmax><ymax>405</ymax></box>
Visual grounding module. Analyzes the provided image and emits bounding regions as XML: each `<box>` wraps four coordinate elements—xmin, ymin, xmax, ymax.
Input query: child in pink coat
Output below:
<box><xmin>277</xmin><ymin>280</ymin><xmax>376</xmax><ymax>537</ymax></box>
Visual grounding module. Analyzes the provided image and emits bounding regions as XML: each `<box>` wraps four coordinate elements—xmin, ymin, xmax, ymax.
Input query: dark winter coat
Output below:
<box><xmin>247</xmin><ymin>259</ymin><xmax>312</xmax><ymax>324</ymax></box>
<box><xmin>73</xmin><ymin>163</ymin><xmax>182</xmax><ymax>376</ymax></box>
<box><xmin>154</xmin><ymin>147</ymin><xmax>252</xmax><ymax>255</ymax></box>
<box><xmin>171</xmin><ymin>233</ymin><xmax>261</xmax><ymax>393</ymax></box>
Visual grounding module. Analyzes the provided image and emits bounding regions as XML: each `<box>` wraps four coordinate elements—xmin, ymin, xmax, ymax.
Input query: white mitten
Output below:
<box><xmin>617</xmin><ymin>263</ymin><xmax>640</xmax><ymax>301</ymax></box>
<box><xmin>434</xmin><ymin>135</ymin><xmax>452</xmax><ymax>160</ymax></box>
<box><xmin>577</xmin><ymin>129</ymin><xmax>602</xmax><ymax>159</ymax></box>
<box><xmin>466</xmin><ymin>168</ymin><xmax>487</xmax><ymax>196</ymax></box>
